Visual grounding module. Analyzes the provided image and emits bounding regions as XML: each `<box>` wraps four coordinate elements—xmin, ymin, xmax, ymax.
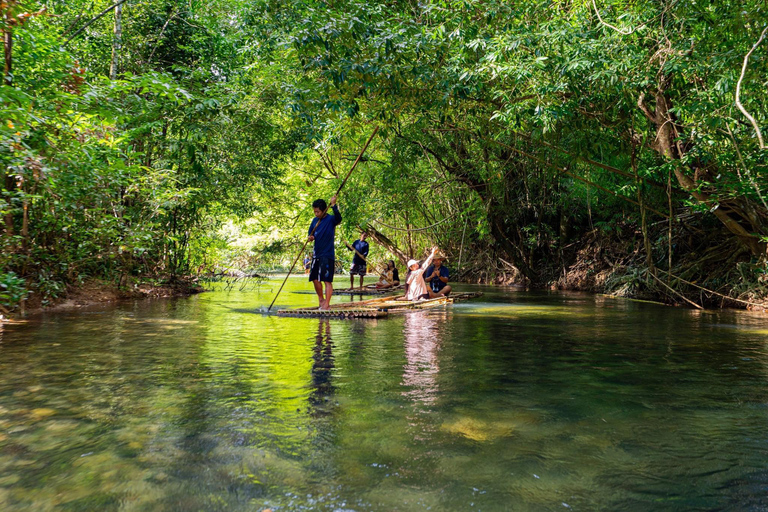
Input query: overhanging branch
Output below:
<box><xmin>64</xmin><ymin>0</ymin><xmax>131</xmax><ymax>46</ymax></box>
<box><xmin>735</xmin><ymin>24</ymin><xmax>768</xmax><ymax>149</ymax></box>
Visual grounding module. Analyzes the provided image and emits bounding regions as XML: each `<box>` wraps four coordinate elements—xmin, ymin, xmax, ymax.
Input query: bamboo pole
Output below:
<box><xmin>267</xmin><ymin>126</ymin><xmax>380</xmax><ymax>311</ymax></box>
<box><xmin>344</xmin><ymin>241</ymin><xmax>388</xmax><ymax>279</ymax></box>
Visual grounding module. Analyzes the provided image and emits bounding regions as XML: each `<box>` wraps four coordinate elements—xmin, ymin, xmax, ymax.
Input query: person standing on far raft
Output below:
<box><xmin>308</xmin><ymin>196</ymin><xmax>341</xmax><ymax>310</ymax></box>
<box><xmin>424</xmin><ymin>253</ymin><xmax>452</xmax><ymax>297</ymax></box>
<box><xmin>348</xmin><ymin>232</ymin><xmax>369</xmax><ymax>289</ymax></box>
<box><xmin>405</xmin><ymin>247</ymin><xmax>438</xmax><ymax>301</ymax></box>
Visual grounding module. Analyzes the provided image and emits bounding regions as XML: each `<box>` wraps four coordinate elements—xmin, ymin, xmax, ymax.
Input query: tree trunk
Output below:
<box><xmin>2</xmin><ymin>4</ymin><xmax>12</xmax><ymax>87</ymax></box>
<box><xmin>631</xmin><ymin>143</ymin><xmax>653</xmax><ymax>270</ymax></box>
<box><xmin>398</xmin><ymin>132</ymin><xmax>538</xmax><ymax>281</ymax></box>
<box><xmin>488</xmin><ymin>212</ymin><xmax>536</xmax><ymax>282</ymax></box>
<box><xmin>21</xmin><ymin>195</ymin><xmax>27</xmax><ymax>251</ymax></box>
<box><xmin>360</xmin><ymin>224</ymin><xmax>409</xmax><ymax>266</ymax></box>
<box><xmin>404</xmin><ymin>211</ymin><xmax>413</xmax><ymax>257</ymax></box>
<box><xmin>109</xmin><ymin>2</ymin><xmax>123</xmax><ymax>79</ymax></box>
<box><xmin>638</xmin><ymin>84</ymin><xmax>766</xmax><ymax>258</ymax></box>
<box><xmin>3</xmin><ymin>174</ymin><xmax>14</xmax><ymax>237</ymax></box>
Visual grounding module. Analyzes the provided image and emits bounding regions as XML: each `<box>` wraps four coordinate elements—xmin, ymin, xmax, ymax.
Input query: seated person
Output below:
<box><xmin>303</xmin><ymin>254</ymin><xmax>312</xmax><ymax>274</ymax></box>
<box><xmin>374</xmin><ymin>260</ymin><xmax>400</xmax><ymax>289</ymax></box>
<box><xmin>405</xmin><ymin>247</ymin><xmax>437</xmax><ymax>301</ymax></box>
<box><xmin>424</xmin><ymin>253</ymin><xmax>452</xmax><ymax>297</ymax></box>
<box><xmin>374</xmin><ymin>264</ymin><xmax>393</xmax><ymax>288</ymax></box>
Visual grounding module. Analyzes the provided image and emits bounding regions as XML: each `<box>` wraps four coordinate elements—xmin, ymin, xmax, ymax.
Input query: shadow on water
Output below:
<box><xmin>1</xmin><ymin>279</ymin><xmax>768</xmax><ymax>510</ymax></box>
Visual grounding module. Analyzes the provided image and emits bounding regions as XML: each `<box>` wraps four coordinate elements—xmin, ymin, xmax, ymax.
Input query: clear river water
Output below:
<box><xmin>1</xmin><ymin>277</ymin><xmax>768</xmax><ymax>511</ymax></box>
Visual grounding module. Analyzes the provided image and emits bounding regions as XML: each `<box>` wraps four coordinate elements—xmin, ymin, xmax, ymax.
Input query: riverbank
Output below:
<box><xmin>6</xmin><ymin>254</ymin><xmax>766</xmax><ymax>323</ymax></box>
<box><xmin>9</xmin><ymin>278</ymin><xmax>205</xmax><ymax>320</ymax></box>
<box><xmin>458</xmin><ymin>228</ymin><xmax>768</xmax><ymax>312</ymax></box>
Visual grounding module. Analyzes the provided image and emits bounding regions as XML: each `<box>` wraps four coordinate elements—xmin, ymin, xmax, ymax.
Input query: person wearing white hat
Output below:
<box><xmin>404</xmin><ymin>247</ymin><xmax>438</xmax><ymax>301</ymax></box>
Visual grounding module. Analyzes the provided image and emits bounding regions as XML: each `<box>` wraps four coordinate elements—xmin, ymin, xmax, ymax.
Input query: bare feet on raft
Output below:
<box><xmin>319</xmin><ymin>299</ymin><xmax>331</xmax><ymax>310</ymax></box>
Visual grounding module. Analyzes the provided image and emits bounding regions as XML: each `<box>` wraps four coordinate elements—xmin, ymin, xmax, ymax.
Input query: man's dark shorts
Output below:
<box><xmin>350</xmin><ymin>263</ymin><xmax>367</xmax><ymax>276</ymax></box>
<box><xmin>431</xmin><ymin>279</ymin><xmax>446</xmax><ymax>293</ymax></box>
<box><xmin>310</xmin><ymin>257</ymin><xmax>335</xmax><ymax>283</ymax></box>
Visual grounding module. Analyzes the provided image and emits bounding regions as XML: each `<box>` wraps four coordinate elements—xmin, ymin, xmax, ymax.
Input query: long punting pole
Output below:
<box><xmin>267</xmin><ymin>126</ymin><xmax>380</xmax><ymax>312</ymax></box>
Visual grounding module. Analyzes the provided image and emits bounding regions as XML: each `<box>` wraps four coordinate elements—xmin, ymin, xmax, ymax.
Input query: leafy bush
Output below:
<box><xmin>0</xmin><ymin>272</ymin><xmax>28</xmax><ymax>313</ymax></box>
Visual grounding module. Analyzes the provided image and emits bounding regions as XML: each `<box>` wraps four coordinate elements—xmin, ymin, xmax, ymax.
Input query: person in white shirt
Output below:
<box><xmin>404</xmin><ymin>247</ymin><xmax>438</xmax><ymax>301</ymax></box>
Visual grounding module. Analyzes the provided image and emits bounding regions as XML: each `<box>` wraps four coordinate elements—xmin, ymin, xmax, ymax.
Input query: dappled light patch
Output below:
<box><xmin>440</xmin><ymin>416</ymin><xmax>515</xmax><ymax>442</ymax></box>
<box><xmin>455</xmin><ymin>302</ymin><xmax>593</xmax><ymax>319</ymax></box>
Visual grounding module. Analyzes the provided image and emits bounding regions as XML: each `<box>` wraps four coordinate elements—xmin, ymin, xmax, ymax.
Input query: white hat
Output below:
<box><xmin>407</xmin><ymin>259</ymin><xmax>419</xmax><ymax>268</ymax></box>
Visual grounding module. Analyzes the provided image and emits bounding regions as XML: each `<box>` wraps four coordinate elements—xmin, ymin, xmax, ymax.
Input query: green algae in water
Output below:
<box><xmin>1</xmin><ymin>279</ymin><xmax>768</xmax><ymax>510</ymax></box>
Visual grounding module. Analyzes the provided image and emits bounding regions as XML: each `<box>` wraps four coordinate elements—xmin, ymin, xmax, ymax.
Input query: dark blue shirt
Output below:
<box><xmin>309</xmin><ymin>205</ymin><xmax>341</xmax><ymax>259</ymax></box>
<box><xmin>350</xmin><ymin>239</ymin><xmax>369</xmax><ymax>265</ymax></box>
<box><xmin>424</xmin><ymin>265</ymin><xmax>449</xmax><ymax>292</ymax></box>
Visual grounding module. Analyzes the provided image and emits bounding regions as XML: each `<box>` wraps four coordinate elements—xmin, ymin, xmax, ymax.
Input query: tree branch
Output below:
<box><xmin>735</xmin><ymin>24</ymin><xmax>768</xmax><ymax>149</ymax></box>
<box><xmin>591</xmin><ymin>0</ymin><xmax>641</xmax><ymax>35</ymax></box>
<box><xmin>637</xmin><ymin>92</ymin><xmax>656</xmax><ymax>122</ymax></box>
<box><xmin>64</xmin><ymin>0</ymin><xmax>131</xmax><ymax>46</ymax></box>
<box><xmin>147</xmin><ymin>9</ymin><xmax>178</xmax><ymax>63</ymax></box>
<box><xmin>63</xmin><ymin>2</ymin><xmax>93</xmax><ymax>35</ymax></box>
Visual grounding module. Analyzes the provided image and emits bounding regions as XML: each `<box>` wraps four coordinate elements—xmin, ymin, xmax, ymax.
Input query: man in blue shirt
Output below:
<box><xmin>348</xmin><ymin>232</ymin><xmax>369</xmax><ymax>289</ymax></box>
<box><xmin>308</xmin><ymin>195</ymin><xmax>341</xmax><ymax>309</ymax></box>
<box><xmin>424</xmin><ymin>253</ymin><xmax>452</xmax><ymax>297</ymax></box>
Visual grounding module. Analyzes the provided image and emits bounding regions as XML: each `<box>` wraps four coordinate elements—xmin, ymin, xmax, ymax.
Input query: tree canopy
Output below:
<box><xmin>2</xmin><ymin>0</ymin><xmax>767</xmax><ymax>310</ymax></box>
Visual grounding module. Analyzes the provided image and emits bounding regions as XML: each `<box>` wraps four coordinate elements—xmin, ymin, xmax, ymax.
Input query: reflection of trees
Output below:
<box><xmin>309</xmin><ymin>319</ymin><xmax>335</xmax><ymax>418</ymax></box>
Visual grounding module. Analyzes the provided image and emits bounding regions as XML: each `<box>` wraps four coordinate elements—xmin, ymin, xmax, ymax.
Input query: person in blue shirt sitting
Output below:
<box><xmin>348</xmin><ymin>232</ymin><xmax>369</xmax><ymax>289</ymax></box>
<box><xmin>308</xmin><ymin>196</ymin><xmax>341</xmax><ymax>310</ymax></box>
<box><xmin>424</xmin><ymin>253</ymin><xmax>452</xmax><ymax>297</ymax></box>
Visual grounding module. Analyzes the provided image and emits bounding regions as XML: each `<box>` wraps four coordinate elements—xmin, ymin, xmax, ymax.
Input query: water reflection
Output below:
<box><xmin>309</xmin><ymin>319</ymin><xmax>335</xmax><ymax>418</ymax></box>
<box><xmin>1</xmin><ymin>281</ymin><xmax>768</xmax><ymax>511</ymax></box>
<box><xmin>401</xmin><ymin>311</ymin><xmax>444</xmax><ymax>407</ymax></box>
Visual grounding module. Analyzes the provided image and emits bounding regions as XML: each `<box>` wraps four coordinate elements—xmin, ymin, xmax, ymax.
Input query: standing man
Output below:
<box><xmin>308</xmin><ymin>195</ymin><xmax>341</xmax><ymax>310</ymax></box>
<box><xmin>348</xmin><ymin>232</ymin><xmax>369</xmax><ymax>290</ymax></box>
<box><xmin>424</xmin><ymin>253</ymin><xmax>452</xmax><ymax>297</ymax></box>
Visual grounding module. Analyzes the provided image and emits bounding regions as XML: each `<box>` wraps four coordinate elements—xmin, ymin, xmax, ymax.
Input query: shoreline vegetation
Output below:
<box><xmin>2</xmin><ymin>1</ymin><xmax>767</xmax><ymax>317</ymax></box>
<box><xmin>5</xmin><ymin>249</ymin><xmax>766</xmax><ymax>323</ymax></box>
<box><xmin>3</xmin><ymin>277</ymin><xmax>204</xmax><ymax>320</ymax></box>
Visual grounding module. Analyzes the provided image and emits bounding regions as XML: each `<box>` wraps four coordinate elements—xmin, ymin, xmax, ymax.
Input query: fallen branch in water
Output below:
<box><xmin>649</xmin><ymin>271</ymin><xmax>703</xmax><ymax>309</ymax></box>
<box><xmin>657</xmin><ymin>269</ymin><xmax>767</xmax><ymax>308</ymax></box>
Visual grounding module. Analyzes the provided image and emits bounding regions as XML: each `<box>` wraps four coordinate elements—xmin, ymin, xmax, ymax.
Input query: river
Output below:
<box><xmin>1</xmin><ymin>278</ymin><xmax>767</xmax><ymax>511</ymax></box>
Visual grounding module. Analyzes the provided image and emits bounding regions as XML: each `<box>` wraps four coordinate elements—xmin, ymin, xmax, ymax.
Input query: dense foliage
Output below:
<box><xmin>1</xmin><ymin>0</ymin><xmax>303</xmax><ymax>309</ymax></box>
<box><xmin>2</xmin><ymin>0</ymin><xmax>767</xmax><ymax>311</ymax></box>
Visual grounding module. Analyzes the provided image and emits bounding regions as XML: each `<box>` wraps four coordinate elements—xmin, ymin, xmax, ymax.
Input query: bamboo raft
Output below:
<box><xmin>277</xmin><ymin>292</ymin><xmax>483</xmax><ymax>318</ymax></box>
<box><xmin>322</xmin><ymin>284</ymin><xmax>405</xmax><ymax>296</ymax></box>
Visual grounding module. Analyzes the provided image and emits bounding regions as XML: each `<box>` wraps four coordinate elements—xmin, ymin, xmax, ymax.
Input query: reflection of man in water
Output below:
<box><xmin>309</xmin><ymin>319</ymin><xmax>335</xmax><ymax>417</ymax></box>
<box><xmin>348</xmin><ymin>319</ymin><xmax>369</xmax><ymax>357</ymax></box>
